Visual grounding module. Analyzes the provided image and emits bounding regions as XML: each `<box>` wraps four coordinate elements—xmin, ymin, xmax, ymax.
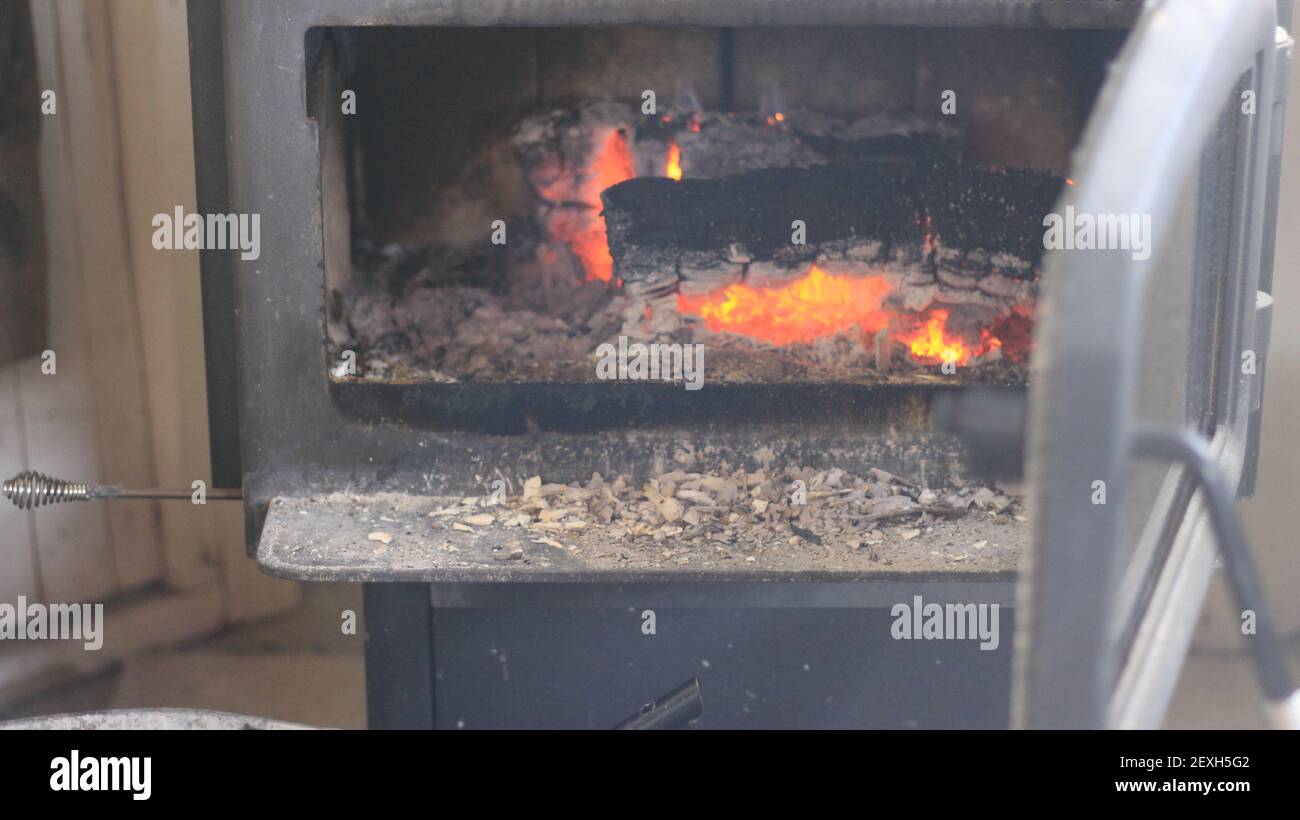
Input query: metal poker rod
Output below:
<box><xmin>3</xmin><ymin>470</ymin><xmax>242</xmax><ymax>510</ymax></box>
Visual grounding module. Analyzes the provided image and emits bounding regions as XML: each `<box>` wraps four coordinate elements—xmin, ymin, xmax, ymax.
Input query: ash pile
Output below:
<box><xmin>429</xmin><ymin>464</ymin><xmax>1026</xmax><ymax>571</ymax></box>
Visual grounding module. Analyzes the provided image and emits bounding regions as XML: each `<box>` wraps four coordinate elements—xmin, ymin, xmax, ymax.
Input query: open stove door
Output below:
<box><xmin>1015</xmin><ymin>0</ymin><xmax>1292</xmax><ymax>728</ymax></box>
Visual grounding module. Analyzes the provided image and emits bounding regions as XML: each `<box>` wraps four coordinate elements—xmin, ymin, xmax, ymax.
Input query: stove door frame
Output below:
<box><xmin>1015</xmin><ymin>0</ymin><xmax>1288</xmax><ymax>729</ymax></box>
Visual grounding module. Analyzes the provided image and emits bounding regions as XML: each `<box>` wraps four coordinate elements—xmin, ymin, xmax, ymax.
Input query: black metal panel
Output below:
<box><xmin>361</xmin><ymin>580</ymin><xmax>1015</xmax><ymax>728</ymax></box>
<box><xmin>187</xmin><ymin>0</ymin><xmax>243</xmax><ymax>489</ymax></box>
<box><xmin>432</xmin><ymin>604</ymin><xmax>1014</xmax><ymax>729</ymax></box>
<box><xmin>329</xmin><ymin>382</ymin><xmax>991</xmax><ymax>435</ymax></box>
<box><xmin>363</xmin><ymin>584</ymin><xmax>436</xmax><ymax>729</ymax></box>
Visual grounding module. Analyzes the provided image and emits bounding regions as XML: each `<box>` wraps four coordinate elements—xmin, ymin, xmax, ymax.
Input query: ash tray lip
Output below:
<box><xmin>256</xmin><ymin>494</ymin><xmax>1024</xmax><ymax>586</ymax></box>
<box><xmin>326</xmin><ymin>379</ymin><xmax>1027</xmax><ymax>435</ymax></box>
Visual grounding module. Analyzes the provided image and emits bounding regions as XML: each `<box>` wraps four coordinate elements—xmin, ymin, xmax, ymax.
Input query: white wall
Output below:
<box><xmin>0</xmin><ymin>0</ymin><xmax>298</xmax><ymax>703</ymax></box>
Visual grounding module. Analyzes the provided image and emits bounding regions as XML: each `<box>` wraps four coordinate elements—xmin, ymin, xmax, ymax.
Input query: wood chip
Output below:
<box><xmin>429</xmin><ymin>507</ymin><xmax>468</xmax><ymax>517</ymax></box>
<box><xmin>675</xmin><ymin>489</ymin><xmax>715</xmax><ymax>505</ymax></box>
<box><xmin>522</xmin><ymin>476</ymin><xmax>543</xmax><ymax>501</ymax></box>
<box><xmin>657</xmin><ymin>497</ymin><xmax>685</xmax><ymax>523</ymax></box>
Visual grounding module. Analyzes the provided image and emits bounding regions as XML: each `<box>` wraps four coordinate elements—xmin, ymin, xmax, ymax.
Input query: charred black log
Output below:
<box><xmin>603</xmin><ymin>161</ymin><xmax>920</xmax><ymax>258</ymax></box>
<box><xmin>511</xmin><ymin>103</ymin><xmax>966</xmax><ymax>289</ymax></box>
<box><xmin>601</xmin><ymin>158</ymin><xmax>1064</xmax><ymax>297</ymax></box>
<box><xmin>917</xmin><ymin>159</ymin><xmax>1067</xmax><ymax>278</ymax></box>
<box><xmin>631</xmin><ymin>111</ymin><xmax>963</xmax><ymax>180</ymax></box>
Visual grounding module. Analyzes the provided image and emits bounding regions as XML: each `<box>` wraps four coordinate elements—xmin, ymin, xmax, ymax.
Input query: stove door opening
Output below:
<box><xmin>311</xmin><ymin>26</ymin><xmax>1117</xmax><ymax>390</ymax></box>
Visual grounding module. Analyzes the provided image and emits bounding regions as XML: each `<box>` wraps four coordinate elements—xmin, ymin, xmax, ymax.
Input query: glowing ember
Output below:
<box><xmin>568</xmin><ymin>129</ymin><xmax>634</xmax><ymax>282</ymax></box>
<box><xmin>665</xmin><ymin>142</ymin><xmax>683</xmax><ymax>181</ymax></box>
<box><xmin>677</xmin><ymin>265</ymin><xmax>893</xmax><ymax>347</ymax></box>
<box><xmin>677</xmin><ymin>265</ymin><xmax>1023</xmax><ymax>366</ymax></box>
<box><xmin>986</xmin><ymin>304</ymin><xmax>1034</xmax><ymax>363</ymax></box>
<box><xmin>895</xmin><ymin>309</ymin><xmax>998</xmax><ymax>367</ymax></box>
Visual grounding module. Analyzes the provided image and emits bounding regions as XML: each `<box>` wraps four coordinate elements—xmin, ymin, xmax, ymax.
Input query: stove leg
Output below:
<box><xmin>363</xmin><ymin>583</ymin><xmax>436</xmax><ymax>729</ymax></box>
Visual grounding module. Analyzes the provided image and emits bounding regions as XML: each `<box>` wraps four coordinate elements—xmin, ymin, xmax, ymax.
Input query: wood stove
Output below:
<box><xmin>189</xmin><ymin>0</ymin><xmax>1290</xmax><ymax>728</ymax></box>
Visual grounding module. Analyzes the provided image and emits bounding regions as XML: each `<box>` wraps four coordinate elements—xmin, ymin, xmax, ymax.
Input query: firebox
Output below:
<box><xmin>323</xmin><ymin>24</ymin><xmax>1054</xmax><ymax>388</ymax></box>
<box><xmin>190</xmin><ymin>0</ymin><xmax>1289</xmax><ymax>728</ymax></box>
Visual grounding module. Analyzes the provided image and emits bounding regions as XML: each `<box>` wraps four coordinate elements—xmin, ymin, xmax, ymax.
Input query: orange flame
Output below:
<box><xmin>666</xmin><ymin>141</ymin><xmax>683</xmax><ymax>181</ymax></box>
<box><xmin>677</xmin><ymin>265</ymin><xmax>1020</xmax><ymax>366</ymax></box>
<box><xmin>677</xmin><ymin>265</ymin><xmax>892</xmax><ymax>346</ymax></box>
<box><xmin>894</xmin><ymin>309</ymin><xmax>999</xmax><ymax>367</ymax></box>
<box><xmin>566</xmin><ymin>129</ymin><xmax>635</xmax><ymax>282</ymax></box>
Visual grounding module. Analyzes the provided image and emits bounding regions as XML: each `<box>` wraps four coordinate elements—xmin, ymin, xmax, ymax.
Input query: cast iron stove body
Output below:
<box><xmin>189</xmin><ymin>0</ymin><xmax>1289</xmax><ymax>728</ymax></box>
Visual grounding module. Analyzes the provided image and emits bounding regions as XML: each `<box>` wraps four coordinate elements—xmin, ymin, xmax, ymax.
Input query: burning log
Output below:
<box><xmin>512</xmin><ymin>102</ymin><xmax>964</xmax><ymax>288</ymax></box>
<box><xmin>600</xmin><ymin>158</ymin><xmax>1064</xmax><ymax>298</ymax></box>
<box><xmin>511</xmin><ymin>104</ymin><xmax>633</xmax><ymax>291</ymax></box>
<box><xmin>601</xmin><ymin>161</ymin><xmax>917</xmax><ymax>297</ymax></box>
<box><xmin>598</xmin><ymin>153</ymin><xmax>1054</xmax><ymax>366</ymax></box>
<box><xmin>631</xmin><ymin>109</ymin><xmax>960</xmax><ymax>180</ymax></box>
